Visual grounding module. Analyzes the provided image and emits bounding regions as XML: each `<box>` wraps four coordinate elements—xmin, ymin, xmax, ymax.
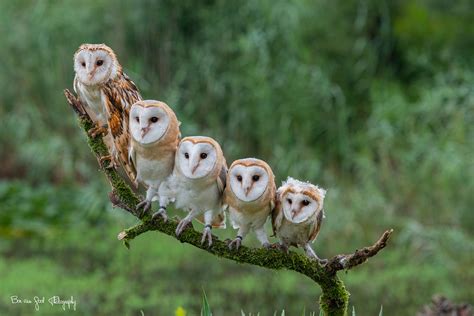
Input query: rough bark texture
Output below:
<box><xmin>64</xmin><ymin>89</ymin><xmax>393</xmax><ymax>316</ymax></box>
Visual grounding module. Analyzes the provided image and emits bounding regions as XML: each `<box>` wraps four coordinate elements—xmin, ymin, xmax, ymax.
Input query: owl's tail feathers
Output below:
<box><xmin>121</xmin><ymin>162</ymin><xmax>138</xmax><ymax>189</ymax></box>
<box><xmin>64</xmin><ymin>89</ymin><xmax>87</xmax><ymax>117</ymax></box>
<box><xmin>112</xmin><ymin>159</ymin><xmax>139</xmax><ymax>192</ymax></box>
<box><xmin>113</xmin><ymin>145</ymin><xmax>138</xmax><ymax>189</ymax></box>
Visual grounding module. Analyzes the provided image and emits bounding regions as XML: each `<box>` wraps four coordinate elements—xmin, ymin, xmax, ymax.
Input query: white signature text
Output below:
<box><xmin>10</xmin><ymin>295</ymin><xmax>76</xmax><ymax>311</ymax></box>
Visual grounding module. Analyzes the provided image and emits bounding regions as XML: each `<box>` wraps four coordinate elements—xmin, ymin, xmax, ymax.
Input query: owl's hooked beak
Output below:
<box><xmin>242</xmin><ymin>178</ymin><xmax>253</xmax><ymax>197</ymax></box>
<box><xmin>291</xmin><ymin>208</ymin><xmax>301</xmax><ymax>220</ymax></box>
<box><xmin>192</xmin><ymin>163</ymin><xmax>200</xmax><ymax>175</ymax></box>
<box><xmin>88</xmin><ymin>68</ymin><xmax>97</xmax><ymax>80</ymax></box>
<box><xmin>141</xmin><ymin>126</ymin><xmax>150</xmax><ymax>138</ymax></box>
<box><xmin>244</xmin><ymin>186</ymin><xmax>252</xmax><ymax>197</ymax></box>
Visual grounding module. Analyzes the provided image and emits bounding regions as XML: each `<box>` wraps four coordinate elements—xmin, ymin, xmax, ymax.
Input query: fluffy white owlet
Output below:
<box><xmin>73</xmin><ymin>43</ymin><xmax>141</xmax><ymax>183</ymax></box>
<box><xmin>224</xmin><ymin>158</ymin><xmax>276</xmax><ymax>250</ymax></box>
<box><xmin>159</xmin><ymin>136</ymin><xmax>227</xmax><ymax>247</ymax></box>
<box><xmin>272</xmin><ymin>177</ymin><xmax>327</xmax><ymax>265</ymax></box>
<box><xmin>129</xmin><ymin>100</ymin><xmax>181</xmax><ymax>220</ymax></box>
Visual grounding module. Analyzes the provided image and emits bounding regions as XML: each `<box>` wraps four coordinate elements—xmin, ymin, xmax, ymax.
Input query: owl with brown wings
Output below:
<box><xmin>73</xmin><ymin>43</ymin><xmax>141</xmax><ymax>184</ymax></box>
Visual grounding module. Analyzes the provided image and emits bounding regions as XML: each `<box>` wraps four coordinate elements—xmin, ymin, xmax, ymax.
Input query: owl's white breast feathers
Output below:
<box><xmin>160</xmin><ymin>173</ymin><xmax>222</xmax><ymax>213</ymax></box>
<box><xmin>135</xmin><ymin>155</ymin><xmax>174</xmax><ymax>187</ymax></box>
<box><xmin>228</xmin><ymin>205</ymin><xmax>270</xmax><ymax>230</ymax></box>
<box><xmin>277</xmin><ymin>213</ymin><xmax>320</xmax><ymax>246</ymax></box>
<box><xmin>74</xmin><ymin>76</ymin><xmax>106</xmax><ymax>122</ymax></box>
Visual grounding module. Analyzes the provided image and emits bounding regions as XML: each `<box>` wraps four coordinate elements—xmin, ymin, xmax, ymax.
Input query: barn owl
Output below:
<box><xmin>159</xmin><ymin>136</ymin><xmax>227</xmax><ymax>247</ymax></box>
<box><xmin>73</xmin><ymin>43</ymin><xmax>141</xmax><ymax>183</ymax></box>
<box><xmin>129</xmin><ymin>100</ymin><xmax>181</xmax><ymax>219</ymax></box>
<box><xmin>272</xmin><ymin>177</ymin><xmax>327</xmax><ymax>264</ymax></box>
<box><xmin>223</xmin><ymin>158</ymin><xmax>276</xmax><ymax>250</ymax></box>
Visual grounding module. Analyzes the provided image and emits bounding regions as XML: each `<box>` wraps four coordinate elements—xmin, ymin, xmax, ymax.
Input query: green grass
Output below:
<box><xmin>201</xmin><ymin>290</ymin><xmax>212</xmax><ymax>316</ymax></box>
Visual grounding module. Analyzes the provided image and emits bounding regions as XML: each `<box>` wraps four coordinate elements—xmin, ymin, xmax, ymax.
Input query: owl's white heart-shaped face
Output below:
<box><xmin>74</xmin><ymin>47</ymin><xmax>117</xmax><ymax>85</ymax></box>
<box><xmin>229</xmin><ymin>164</ymin><xmax>269</xmax><ymax>202</ymax></box>
<box><xmin>130</xmin><ymin>104</ymin><xmax>170</xmax><ymax>145</ymax></box>
<box><xmin>177</xmin><ymin>140</ymin><xmax>218</xmax><ymax>179</ymax></box>
<box><xmin>281</xmin><ymin>192</ymin><xmax>319</xmax><ymax>224</ymax></box>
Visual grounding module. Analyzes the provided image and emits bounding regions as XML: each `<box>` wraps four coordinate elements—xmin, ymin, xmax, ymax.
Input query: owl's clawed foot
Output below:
<box><xmin>228</xmin><ymin>236</ymin><xmax>242</xmax><ymax>251</ymax></box>
<box><xmin>308</xmin><ymin>254</ymin><xmax>328</xmax><ymax>266</ymax></box>
<box><xmin>136</xmin><ymin>199</ymin><xmax>152</xmax><ymax>217</ymax></box>
<box><xmin>262</xmin><ymin>242</ymin><xmax>271</xmax><ymax>249</ymax></box>
<box><xmin>88</xmin><ymin>123</ymin><xmax>108</xmax><ymax>138</ymax></box>
<box><xmin>201</xmin><ymin>225</ymin><xmax>213</xmax><ymax>247</ymax></box>
<box><xmin>152</xmin><ymin>207</ymin><xmax>168</xmax><ymax>222</ymax></box>
<box><xmin>99</xmin><ymin>155</ymin><xmax>118</xmax><ymax>169</ymax></box>
<box><xmin>175</xmin><ymin>218</ymin><xmax>192</xmax><ymax>237</ymax></box>
<box><xmin>304</xmin><ymin>244</ymin><xmax>327</xmax><ymax>266</ymax></box>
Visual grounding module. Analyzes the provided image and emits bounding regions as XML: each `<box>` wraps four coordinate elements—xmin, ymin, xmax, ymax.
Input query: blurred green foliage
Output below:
<box><xmin>0</xmin><ymin>0</ymin><xmax>473</xmax><ymax>315</ymax></box>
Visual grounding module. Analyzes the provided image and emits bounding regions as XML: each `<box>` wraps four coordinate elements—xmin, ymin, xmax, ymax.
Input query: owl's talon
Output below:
<box><xmin>228</xmin><ymin>236</ymin><xmax>242</xmax><ymax>251</ymax></box>
<box><xmin>305</xmin><ymin>246</ymin><xmax>327</xmax><ymax>266</ymax></box>
<box><xmin>201</xmin><ymin>225</ymin><xmax>213</xmax><ymax>247</ymax></box>
<box><xmin>136</xmin><ymin>199</ymin><xmax>151</xmax><ymax>217</ymax></box>
<box><xmin>308</xmin><ymin>255</ymin><xmax>327</xmax><ymax>267</ymax></box>
<box><xmin>88</xmin><ymin>124</ymin><xmax>108</xmax><ymax>138</ymax></box>
<box><xmin>304</xmin><ymin>244</ymin><xmax>325</xmax><ymax>264</ymax></box>
<box><xmin>152</xmin><ymin>207</ymin><xmax>168</xmax><ymax>222</ymax></box>
<box><xmin>318</xmin><ymin>258</ymin><xmax>328</xmax><ymax>266</ymax></box>
<box><xmin>262</xmin><ymin>242</ymin><xmax>271</xmax><ymax>249</ymax></box>
<box><xmin>107</xmin><ymin>162</ymin><xmax>117</xmax><ymax>169</ymax></box>
<box><xmin>176</xmin><ymin>219</ymin><xmax>192</xmax><ymax>237</ymax></box>
<box><xmin>99</xmin><ymin>155</ymin><xmax>118</xmax><ymax>169</ymax></box>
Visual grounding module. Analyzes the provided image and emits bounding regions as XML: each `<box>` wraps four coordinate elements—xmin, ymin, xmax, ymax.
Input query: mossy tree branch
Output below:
<box><xmin>64</xmin><ymin>89</ymin><xmax>393</xmax><ymax>316</ymax></box>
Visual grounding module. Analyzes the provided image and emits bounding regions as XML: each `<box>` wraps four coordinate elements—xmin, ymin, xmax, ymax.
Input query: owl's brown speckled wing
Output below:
<box><xmin>268</xmin><ymin>180</ymin><xmax>276</xmax><ymax>213</ymax></box>
<box><xmin>211</xmin><ymin>164</ymin><xmax>228</xmax><ymax>228</ymax></box>
<box><xmin>308</xmin><ymin>209</ymin><xmax>324</xmax><ymax>243</ymax></box>
<box><xmin>271</xmin><ymin>195</ymin><xmax>283</xmax><ymax>237</ymax></box>
<box><xmin>102</xmin><ymin>72</ymin><xmax>142</xmax><ymax>184</ymax></box>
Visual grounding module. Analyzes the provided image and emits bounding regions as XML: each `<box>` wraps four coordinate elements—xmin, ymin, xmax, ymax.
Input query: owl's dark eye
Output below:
<box><xmin>252</xmin><ymin>175</ymin><xmax>260</xmax><ymax>181</ymax></box>
<box><xmin>200</xmin><ymin>153</ymin><xmax>207</xmax><ymax>159</ymax></box>
<box><xmin>150</xmin><ymin>117</ymin><xmax>159</xmax><ymax>123</ymax></box>
<box><xmin>135</xmin><ymin>117</ymin><xmax>139</xmax><ymax>123</ymax></box>
<box><xmin>287</xmin><ymin>198</ymin><xmax>292</xmax><ymax>204</ymax></box>
<box><xmin>184</xmin><ymin>153</ymin><xmax>189</xmax><ymax>159</ymax></box>
<box><xmin>302</xmin><ymin>200</ymin><xmax>310</xmax><ymax>206</ymax></box>
<box><xmin>81</xmin><ymin>62</ymin><xmax>86</xmax><ymax>67</ymax></box>
<box><xmin>96</xmin><ymin>60</ymin><xmax>104</xmax><ymax>66</ymax></box>
<box><xmin>236</xmin><ymin>175</ymin><xmax>242</xmax><ymax>182</ymax></box>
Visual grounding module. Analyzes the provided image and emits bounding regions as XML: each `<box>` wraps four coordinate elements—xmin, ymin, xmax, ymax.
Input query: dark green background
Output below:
<box><xmin>0</xmin><ymin>1</ymin><xmax>473</xmax><ymax>315</ymax></box>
